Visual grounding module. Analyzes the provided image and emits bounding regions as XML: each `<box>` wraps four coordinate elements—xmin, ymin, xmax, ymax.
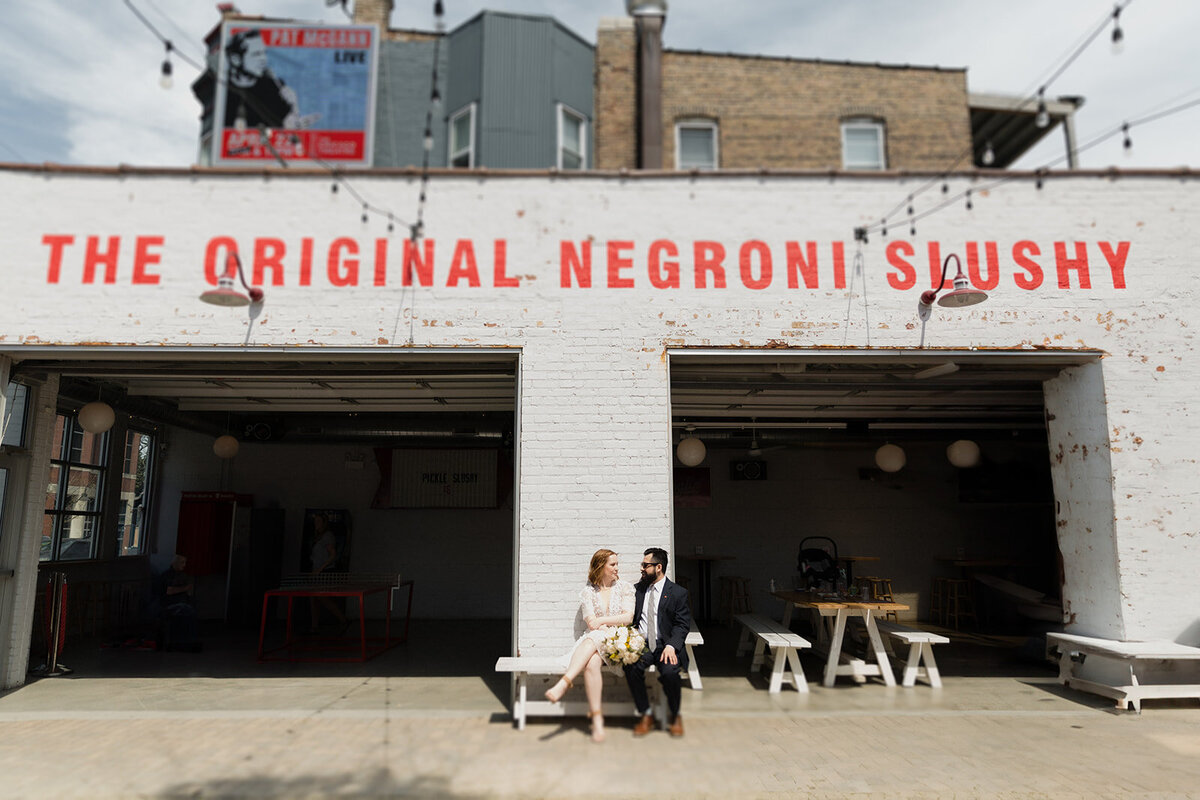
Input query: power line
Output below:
<box><xmin>860</xmin><ymin>92</ymin><xmax>1200</xmax><ymax>239</ymax></box>
<box><xmin>0</xmin><ymin>139</ymin><xmax>27</xmax><ymax>162</ymax></box>
<box><xmin>870</xmin><ymin>0</ymin><xmax>1135</xmax><ymax>230</ymax></box>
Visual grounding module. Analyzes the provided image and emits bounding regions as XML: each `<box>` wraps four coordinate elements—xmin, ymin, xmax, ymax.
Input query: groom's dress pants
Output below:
<box><xmin>624</xmin><ymin>647</ymin><xmax>683</xmax><ymax>717</ymax></box>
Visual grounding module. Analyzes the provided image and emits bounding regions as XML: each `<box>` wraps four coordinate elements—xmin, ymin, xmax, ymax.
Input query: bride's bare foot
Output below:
<box><xmin>588</xmin><ymin>710</ymin><xmax>605</xmax><ymax>743</ymax></box>
<box><xmin>544</xmin><ymin>675</ymin><xmax>572</xmax><ymax>703</ymax></box>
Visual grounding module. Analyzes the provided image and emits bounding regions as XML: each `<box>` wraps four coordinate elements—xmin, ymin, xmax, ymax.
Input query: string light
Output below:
<box><xmin>965</xmin><ymin>189</ymin><xmax>973</xmax><ymax>211</ymax></box>
<box><xmin>361</xmin><ymin>203</ymin><xmax>369</xmax><ymax>224</ymax></box>
<box><xmin>1035</xmin><ymin>88</ymin><xmax>1050</xmax><ymax>128</ymax></box>
<box><xmin>856</xmin><ymin>2</ymin><xmax>1133</xmax><ymax>238</ymax></box>
<box><xmin>388</xmin><ymin>213</ymin><xmax>395</xmax><ymax>233</ymax></box>
<box><xmin>159</xmin><ymin>41</ymin><xmax>174</xmax><ymax>89</ymax></box>
<box><xmin>1122</xmin><ymin>121</ymin><xmax>1132</xmax><ymax>155</ymax></box>
<box><xmin>982</xmin><ymin>141</ymin><xmax>995</xmax><ymax>166</ymax></box>
<box><xmin>1111</xmin><ymin>5</ymin><xmax>1125</xmax><ymax>54</ymax></box>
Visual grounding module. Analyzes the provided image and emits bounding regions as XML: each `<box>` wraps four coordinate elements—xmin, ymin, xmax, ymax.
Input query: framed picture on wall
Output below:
<box><xmin>301</xmin><ymin>508</ymin><xmax>352</xmax><ymax>573</ymax></box>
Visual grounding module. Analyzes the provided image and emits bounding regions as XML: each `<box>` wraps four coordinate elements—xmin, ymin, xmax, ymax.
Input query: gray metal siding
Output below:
<box><xmin>446</xmin><ymin>16</ymin><xmax>484</xmax><ymax>164</ymax></box>
<box><xmin>552</xmin><ymin>26</ymin><xmax>595</xmax><ymax>169</ymax></box>
<box><xmin>373</xmin><ymin>39</ymin><xmax>449</xmax><ymax>168</ymax></box>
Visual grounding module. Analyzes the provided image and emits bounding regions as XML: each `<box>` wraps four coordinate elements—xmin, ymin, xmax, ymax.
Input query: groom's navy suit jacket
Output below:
<box><xmin>631</xmin><ymin>577</ymin><xmax>691</xmax><ymax>670</ymax></box>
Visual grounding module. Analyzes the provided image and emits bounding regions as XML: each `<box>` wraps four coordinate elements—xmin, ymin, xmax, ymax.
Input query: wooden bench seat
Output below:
<box><xmin>1046</xmin><ymin>632</ymin><xmax>1200</xmax><ymax>712</ymax></box>
<box><xmin>875</xmin><ymin>619</ymin><xmax>950</xmax><ymax>688</ymax></box>
<box><xmin>495</xmin><ymin>625</ymin><xmax>705</xmax><ymax>730</ymax></box>
<box><xmin>734</xmin><ymin>613</ymin><xmax>811</xmax><ymax>693</ymax></box>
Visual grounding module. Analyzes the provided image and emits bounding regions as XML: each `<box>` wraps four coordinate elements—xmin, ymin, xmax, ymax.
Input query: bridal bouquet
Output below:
<box><xmin>597</xmin><ymin>626</ymin><xmax>647</xmax><ymax>666</ymax></box>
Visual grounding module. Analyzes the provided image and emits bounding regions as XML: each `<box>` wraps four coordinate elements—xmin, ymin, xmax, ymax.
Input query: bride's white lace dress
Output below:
<box><xmin>562</xmin><ymin>579</ymin><xmax>637</xmax><ymax>671</ymax></box>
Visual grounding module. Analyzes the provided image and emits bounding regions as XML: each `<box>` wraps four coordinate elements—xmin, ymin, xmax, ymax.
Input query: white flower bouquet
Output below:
<box><xmin>597</xmin><ymin>625</ymin><xmax>647</xmax><ymax>666</ymax></box>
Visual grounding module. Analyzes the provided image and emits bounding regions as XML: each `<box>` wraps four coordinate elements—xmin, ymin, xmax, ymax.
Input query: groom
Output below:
<box><xmin>625</xmin><ymin>547</ymin><xmax>691</xmax><ymax>737</ymax></box>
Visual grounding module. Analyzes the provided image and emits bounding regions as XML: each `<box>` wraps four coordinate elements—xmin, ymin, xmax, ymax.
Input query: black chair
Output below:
<box><xmin>797</xmin><ymin>536</ymin><xmax>839</xmax><ymax>592</ymax></box>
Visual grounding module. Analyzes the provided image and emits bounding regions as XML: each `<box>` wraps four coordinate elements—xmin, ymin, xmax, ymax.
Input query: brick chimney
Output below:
<box><xmin>353</xmin><ymin>0</ymin><xmax>394</xmax><ymax>30</ymax></box>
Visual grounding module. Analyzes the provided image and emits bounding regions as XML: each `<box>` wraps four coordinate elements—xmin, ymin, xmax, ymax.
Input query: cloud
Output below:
<box><xmin>0</xmin><ymin>0</ymin><xmax>1194</xmax><ymax>167</ymax></box>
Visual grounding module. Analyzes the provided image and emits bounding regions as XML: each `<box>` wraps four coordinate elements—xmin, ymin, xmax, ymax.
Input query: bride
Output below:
<box><xmin>544</xmin><ymin>548</ymin><xmax>635</xmax><ymax>742</ymax></box>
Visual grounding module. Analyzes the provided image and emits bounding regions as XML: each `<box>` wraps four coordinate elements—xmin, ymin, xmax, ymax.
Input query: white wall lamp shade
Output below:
<box><xmin>875</xmin><ymin>443</ymin><xmax>906</xmax><ymax>473</ymax></box>
<box><xmin>676</xmin><ymin>435</ymin><xmax>706</xmax><ymax>466</ymax></box>
<box><xmin>947</xmin><ymin>439</ymin><xmax>982</xmax><ymax>468</ymax></box>
<box><xmin>77</xmin><ymin>401</ymin><xmax>115</xmax><ymax>434</ymax></box>
<box><xmin>213</xmin><ymin>434</ymin><xmax>240</xmax><ymax>459</ymax></box>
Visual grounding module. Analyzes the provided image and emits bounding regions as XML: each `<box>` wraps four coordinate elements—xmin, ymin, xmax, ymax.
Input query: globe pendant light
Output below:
<box><xmin>946</xmin><ymin>439</ymin><xmax>982</xmax><ymax>468</ymax></box>
<box><xmin>676</xmin><ymin>426</ymin><xmax>706</xmax><ymax>466</ymax></box>
<box><xmin>874</xmin><ymin>443</ymin><xmax>906</xmax><ymax>473</ymax></box>
<box><xmin>78</xmin><ymin>400</ymin><xmax>115</xmax><ymax>434</ymax></box>
<box><xmin>213</xmin><ymin>434</ymin><xmax>240</xmax><ymax>459</ymax></box>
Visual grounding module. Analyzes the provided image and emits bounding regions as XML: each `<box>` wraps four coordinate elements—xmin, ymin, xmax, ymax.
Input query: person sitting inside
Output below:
<box><xmin>154</xmin><ymin>554</ymin><xmax>201</xmax><ymax>652</ymax></box>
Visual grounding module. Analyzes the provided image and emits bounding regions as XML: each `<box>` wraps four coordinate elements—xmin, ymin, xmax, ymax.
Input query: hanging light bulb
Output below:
<box><xmin>1036</xmin><ymin>170</ymin><xmax>1044</xmax><ymax>191</ymax></box>
<box><xmin>946</xmin><ymin>439</ymin><xmax>982</xmax><ymax>468</ymax></box>
<box><xmin>881</xmin><ymin>219</ymin><xmax>887</xmax><ymax>238</ymax></box>
<box><xmin>387</xmin><ymin>213</ymin><xmax>395</xmax><ymax>233</ymax></box>
<box><xmin>431</xmin><ymin>86</ymin><xmax>441</xmax><ymax>107</ymax></box>
<box><xmin>982</xmin><ymin>141</ymin><xmax>995</xmax><ymax>166</ymax></box>
<box><xmin>1035</xmin><ymin>89</ymin><xmax>1050</xmax><ymax>128</ymax></box>
<box><xmin>965</xmin><ymin>189</ymin><xmax>973</xmax><ymax>211</ymax></box>
<box><xmin>234</xmin><ymin>103</ymin><xmax>247</xmax><ymax>131</ymax></box>
<box><xmin>1111</xmin><ymin>7</ymin><xmax>1125</xmax><ymax>54</ymax></box>
<box><xmin>941</xmin><ymin>182</ymin><xmax>949</xmax><ymax>194</ymax></box>
<box><xmin>423</xmin><ymin>127</ymin><xmax>434</xmax><ymax>152</ymax></box>
<box><xmin>1122</xmin><ymin>122</ymin><xmax>1133</xmax><ymax>157</ymax></box>
<box><xmin>361</xmin><ymin>203</ymin><xmax>369</xmax><ymax>224</ymax></box>
<box><xmin>159</xmin><ymin>42</ymin><xmax>174</xmax><ymax>90</ymax></box>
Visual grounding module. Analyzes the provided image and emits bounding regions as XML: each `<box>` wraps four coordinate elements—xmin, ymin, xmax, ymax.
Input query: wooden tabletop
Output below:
<box><xmin>772</xmin><ymin>589</ymin><xmax>910</xmax><ymax>612</ymax></box>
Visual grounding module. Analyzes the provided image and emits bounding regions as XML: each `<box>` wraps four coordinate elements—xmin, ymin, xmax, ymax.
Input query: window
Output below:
<box><xmin>117</xmin><ymin>429</ymin><xmax>155</xmax><ymax>557</ymax></box>
<box><xmin>841</xmin><ymin>119</ymin><xmax>886</xmax><ymax>170</ymax></box>
<box><xmin>42</xmin><ymin>414</ymin><xmax>108</xmax><ymax>562</ymax></box>
<box><xmin>676</xmin><ymin>120</ymin><xmax>718</xmax><ymax>170</ymax></box>
<box><xmin>2</xmin><ymin>381</ymin><xmax>29</xmax><ymax>448</ymax></box>
<box><xmin>449</xmin><ymin>104</ymin><xmax>476</xmax><ymax>168</ymax></box>
<box><xmin>558</xmin><ymin>104</ymin><xmax>587</xmax><ymax>170</ymax></box>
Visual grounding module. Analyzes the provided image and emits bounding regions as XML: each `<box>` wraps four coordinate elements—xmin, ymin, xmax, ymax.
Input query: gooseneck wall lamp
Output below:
<box><xmin>200</xmin><ymin>252</ymin><xmax>265</xmax><ymax>308</ymax></box>
<box><xmin>917</xmin><ymin>253</ymin><xmax>987</xmax><ymax>347</ymax></box>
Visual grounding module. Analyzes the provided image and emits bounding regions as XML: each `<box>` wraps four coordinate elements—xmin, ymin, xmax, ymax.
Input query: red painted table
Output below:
<box><xmin>257</xmin><ymin>577</ymin><xmax>413</xmax><ymax>663</ymax></box>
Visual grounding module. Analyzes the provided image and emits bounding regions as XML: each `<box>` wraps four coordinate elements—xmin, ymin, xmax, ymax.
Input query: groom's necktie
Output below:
<box><xmin>644</xmin><ymin>584</ymin><xmax>658</xmax><ymax>647</ymax></box>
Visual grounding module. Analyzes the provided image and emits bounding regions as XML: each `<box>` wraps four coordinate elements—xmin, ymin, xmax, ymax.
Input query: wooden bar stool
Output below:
<box><xmin>943</xmin><ymin>578</ymin><xmax>977</xmax><ymax>630</ymax></box>
<box><xmin>861</xmin><ymin>576</ymin><xmax>898</xmax><ymax>621</ymax></box>
<box><xmin>718</xmin><ymin>576</ymin><xmax>752</xmax><ymax>627</ymax></box>
<box><xmin>928</xmin><ymin>577</ymin><xmax>948</xmax><ymax>626</ymax></box>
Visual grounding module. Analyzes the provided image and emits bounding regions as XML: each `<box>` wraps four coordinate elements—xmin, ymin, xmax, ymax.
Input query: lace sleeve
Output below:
<box><xmin>616</xmin><ymin>580</ymin><xmax>636</xmax><ymax>617</ymax></box>
<box><xmin>578</xmin><ymin>584</ymin><xmax>597</xmax><ymax>621</ymax></box>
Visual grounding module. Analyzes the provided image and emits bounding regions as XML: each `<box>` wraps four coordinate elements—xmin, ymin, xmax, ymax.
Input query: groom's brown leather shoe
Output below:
<box><xmin>668</xmin><ymin>715</ymin><xmax>684</xmax><ymax>737</ymax></box>
<box><xmin>632</xmin><ymin>714</ymin><xmax>655</xmax><ymax>736</ymax></box>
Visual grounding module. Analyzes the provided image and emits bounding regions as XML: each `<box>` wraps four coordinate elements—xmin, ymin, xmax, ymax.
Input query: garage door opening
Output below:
<box><xmin>10</xmin><ymin>349</ymin><xmax>519</xmax><ymax>675</ymax></box>
<box><xmin>668</xmin><ymin>349</ymin><xmax>1103</xmax><ymax>675</ymax></box>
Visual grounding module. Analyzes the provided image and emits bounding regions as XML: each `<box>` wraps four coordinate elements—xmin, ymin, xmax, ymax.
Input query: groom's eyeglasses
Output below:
<box><xmin>640</xmin><ymin>562</ymin><xmax>659</xmax><ymax>569</ymax></box>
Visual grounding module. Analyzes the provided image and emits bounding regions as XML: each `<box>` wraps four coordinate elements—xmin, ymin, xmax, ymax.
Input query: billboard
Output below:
<box><xmin>211</xmin><ymin>21</ymin><xmax>378</xmax><ymax>168</ymax></box>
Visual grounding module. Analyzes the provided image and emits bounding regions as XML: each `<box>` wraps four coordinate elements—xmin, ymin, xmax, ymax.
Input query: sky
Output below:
<box><xmin>0</xmin><ymin>0</ymin><xmax>1195</xmax><ymax>169</ymax></box>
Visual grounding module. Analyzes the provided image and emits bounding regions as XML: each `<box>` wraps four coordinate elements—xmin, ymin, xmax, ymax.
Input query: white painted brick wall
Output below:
<box><xmin>0</xmin><ymin>168</ymin><xmax>1197</xmax><ymax>656</ymax></box>
<box><xmin>1</xmin><ymin>374</ymin><xmax>59</xmax><ymax>688</ymax></box>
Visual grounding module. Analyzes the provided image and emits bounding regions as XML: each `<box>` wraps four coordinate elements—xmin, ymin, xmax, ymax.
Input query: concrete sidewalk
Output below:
<box><xmin>2</xmin><ymin>671</ymin><xmax>1199</xmax><ymax>798</ymax></box>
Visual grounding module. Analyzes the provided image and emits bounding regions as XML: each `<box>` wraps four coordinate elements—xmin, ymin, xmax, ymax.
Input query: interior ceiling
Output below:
<box><xmin>18</xmin><ymin>352</ymin><xmax>519</xmax><ymax>443</ymax></box>
<box><xmin>14</xmin><ymin>349</ymin><xmax>1101</xmax><ymax>446</ymax></box>
<box><xmin>670</xmin><ymin>351</ymin><xmax>1101</xmax><ymax>447</ymax></box>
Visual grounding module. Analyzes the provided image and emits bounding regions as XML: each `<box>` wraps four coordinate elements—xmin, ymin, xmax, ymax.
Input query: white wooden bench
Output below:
<box><xmin>1046</xmin><ymin>632</ymin><xmax>1200</xmax><ymax>713</ymax></box>
<box><xmin>734</xmin><ymin>613</ymin><xmax>812</xmax><ymax>693</ymax></box>
<box><xmin>495</xmin><ymin>626</ymin><xmax>705</xmax><ymax>730</ymax></box>
<box><xmin>875</xmin><ymin>619</ymin><xmax>950</xmax><ymax>688</ymax></box>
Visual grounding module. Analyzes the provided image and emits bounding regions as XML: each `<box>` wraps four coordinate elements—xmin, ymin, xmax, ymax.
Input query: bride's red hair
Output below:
<box><xmin>587</xmin><ymin>548</ymin><xmax>617</xmax><ymax>586</ymax></box>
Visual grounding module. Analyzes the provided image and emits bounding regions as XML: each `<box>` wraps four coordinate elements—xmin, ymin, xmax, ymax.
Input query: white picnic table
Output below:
<box><xmin>772</xmin><ymin>590</ymin><xmax>910</xmax><ymax>687</ymax></box>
